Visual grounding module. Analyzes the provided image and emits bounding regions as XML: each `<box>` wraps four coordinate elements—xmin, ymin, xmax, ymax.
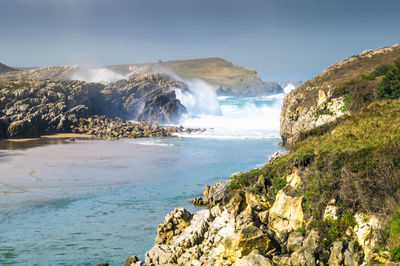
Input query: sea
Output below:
<box><xmin>0</xmin><ymin>91</ymin><xmax>288</xmax><ymax>265</ymax></box>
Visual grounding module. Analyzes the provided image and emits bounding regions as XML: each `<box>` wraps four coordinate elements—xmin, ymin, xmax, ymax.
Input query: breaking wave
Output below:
<box><xmin>175</xmin><ymin>80</ymin><xmax>283</xmax><ymax>139</ymax></box>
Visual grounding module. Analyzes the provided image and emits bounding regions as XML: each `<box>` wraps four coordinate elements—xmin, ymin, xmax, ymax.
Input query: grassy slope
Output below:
<box><xmin>290</xmin><ymin>45</ymin><xmax>400</xmax><ymax>114</ymax></box>
<box><xmin>108</xmin><ymin>57</ymin><xmax>261</xmax><ymax>90</ymax></box>
<box><xmin>229</xmin><ymin>50</ymin><xmax>400</xmax><ymax>258</ymax></box>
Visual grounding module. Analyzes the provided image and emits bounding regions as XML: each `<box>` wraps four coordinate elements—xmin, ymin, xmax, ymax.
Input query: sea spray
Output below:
<box><xmin>176</xmin><ymin>93</ymin><xmax>284</xmax><ymax>139</ymax></box>
<box><xmin>70</xmin><ymin>67</ymin><xmax>127</xmax><ymax>84</ymax></box>
<box><xmin>174</xmin><ymin>79</ymin><xmax>221</xmax><ymax>116</ymax></box>
<box><xmin>283</xmin><ymin>83</ymin><xmax>296</xmax><ymax>94</ymax></box>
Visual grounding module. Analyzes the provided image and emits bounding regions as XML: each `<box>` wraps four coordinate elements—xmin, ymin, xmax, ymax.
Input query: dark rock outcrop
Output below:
<box><xmin>0</xmin><ymin>72</ymin><xmax>189</xmax><ymax>139</ymax></box>
<box><xmin>0</xmin><ymin>62</ymin><xmax>17</xmax><ymax>74</ymax></box>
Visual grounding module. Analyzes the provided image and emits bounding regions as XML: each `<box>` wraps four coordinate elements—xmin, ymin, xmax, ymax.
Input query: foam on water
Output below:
<box><xmin>176</xmin><ymin>93</ymin><xmax>284</xmax><ymax>139</ymax></box>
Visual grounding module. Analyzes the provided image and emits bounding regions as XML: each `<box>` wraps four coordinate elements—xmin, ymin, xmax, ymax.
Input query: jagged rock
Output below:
<box><xmin>290</xmin><ymin>230</ymin><xmax>320</xmax><ymax>266</ymax></box>
<box><xmin>343</xmin><ymin>241</ymin><xmax>363</xmax><ymax>266</ymax></box>
<box><xmin>328</xmin><ymin>241</ymin><xmax>345</xmax><ymax>265</ymax></box>
<box><xmin>233</xmin><ymin>250</ymin><xmax>273</xmax><ymax>266</ymax></box>
<box><xmin>124</xmin><ymin>255</ymin><xmax>142</xmax><ymax>266</ymax></box>
<box><xmin>323</xmin><ymin>198</ymin><xmax>339</xmax><ymax>221</ymax></box>
<box><xmin>203</xmin><ymin>182</ymin><xmax>222</xmax><ymax>205</ymax></box>
<box><xmin>287</xmin><ymin>231</ymin><xmax>304</xmax><ymax>252</ymax></box>
<box><xmin>268</xmin><ymin>151</ymin><xmax>285</xmax><ymax>164</ymax></box>
<box><xmin>155</xmin><ymin>207</ymin><xmax>193</xmax><ymax>245</ymax></box>
<box><xmin>268</xmin><ymin>190</ymin><xmax>303</xmax><ymax>242</ymax></box>
<box><xmin>213</xmin><ymin>180</ymin><xmax>231</xmax><ymax>205</ymax></box>
<box><xmin>145</xmin><ymin>244</ymin><xmax>183</xmax><ymax>265</ymax></box>
<box><xmin>285</xmin><ymin>170</ymin><xmax>301</xmax><ymax>190</ymax></box>
<box><xmin>236</xmin><ymin>226</ymin><xmax>272</xmax><ymax>257</ymax></box>
<box><xmin>353</xmin><ymin>213</ymin><xmax>382</xmax><ymax>259</ymax></box>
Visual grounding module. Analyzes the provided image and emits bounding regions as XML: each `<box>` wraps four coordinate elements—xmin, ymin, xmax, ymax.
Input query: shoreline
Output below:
<box><xmin>5</xmin><ymin>133</ymin><xmax>96</xmax><ymax>142</ymax></box>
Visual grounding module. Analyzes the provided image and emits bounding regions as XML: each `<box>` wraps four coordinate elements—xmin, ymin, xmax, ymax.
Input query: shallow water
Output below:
<box><xmin>0</xmin><ymin>137</ymin><xmax>281</xmax><ymax>265</ymax></box>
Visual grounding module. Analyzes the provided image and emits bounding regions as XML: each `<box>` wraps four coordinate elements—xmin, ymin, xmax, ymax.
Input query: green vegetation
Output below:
<box><xmin>377</xmin><ymin>58</ymin><xmax>400</xmax><ymax>99</ymax></box>
<box><xmin>357</xmin><ymin>58</ymin><xmax>400</xmax><ymax>100</ymax></box>
<box><xmin>384</xmin><ymin>207</ymin><xmax>400</xmax><ymax>259</ymax></box>
<box><xmin>314</xmin><ymin>104</ymin><xmax>334</xmax><ymax>117</ymax></box>
<box><xmin>314</xmin><ymin>210</ymin><xmax>357</xmax><ymax>247</ymax></box>
<box><xmin>391</xmin><ymin>247</ymin><xmax>400</xmax><ymax>262</ymax></box>
<box><xmin>233</xmin><ymin>97</ymin><xmax>400</xmax><ymax>250</ymax></box>
<box><xmin>108</xmin><ymin>58</ymin><xmax>263</xmax><ymax>91</ymax></box>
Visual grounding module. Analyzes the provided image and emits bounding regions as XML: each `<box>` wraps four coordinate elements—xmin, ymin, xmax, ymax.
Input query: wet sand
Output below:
<box><xmin>0</xmin><ymin>133</ymin><xmax>96</xmax><ymax>150</ymax></box>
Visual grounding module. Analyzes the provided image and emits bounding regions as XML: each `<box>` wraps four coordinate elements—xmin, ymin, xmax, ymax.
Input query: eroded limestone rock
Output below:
<box><xmin>268</xmin><ymin>190</ymin><xmax>303</xmax><ymax>240</ymax></box>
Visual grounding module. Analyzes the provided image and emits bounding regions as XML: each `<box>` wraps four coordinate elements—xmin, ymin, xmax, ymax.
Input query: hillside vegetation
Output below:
<box><xmin>138</xmin><ymin>45</ymin><xmax>400</xmax><ymax>266</ymax></box>
<box><xmin>108</xmin><ymin>58</ymin><xmax>283</xmax><ymax>96</ymax></box>
<box><xmin>229</xmin><ymin>46</ymin><xmax>400</xmax><ymax>263</ymax></box>
<box><xmin>281</xmin><ymin>44</ymin><xmax>400</xmax><ymax>147</ymax></box>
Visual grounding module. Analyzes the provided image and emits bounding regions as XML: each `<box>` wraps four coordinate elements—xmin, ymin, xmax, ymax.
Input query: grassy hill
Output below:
<box><xmin>228</xmin><ymin>44</ymin><xmax>400</xmax><ymax>264</ymax></box>
<box><xmin>0</xmin><ymin>62</ymin><xmax>17</xmax><ymax>74</ymax></box>
<box><xmin>108</xmin><ymin>57</ymin><xmax>282</xmax><ymax>95</ymax></box>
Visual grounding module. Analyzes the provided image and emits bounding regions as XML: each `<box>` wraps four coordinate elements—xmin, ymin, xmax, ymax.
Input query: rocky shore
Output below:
<box><xmin>0</xmin><ymin>72</ymin><xmax>190</xmax><ymax>140</ymax></box>
<box><xmin>124</xmin><ymin>45</ymin><xmax>400</xmax><ymax>265</ymax></box>
<box><xmin>70</xmin><ymin>115</ymin><xmax>203</xmax><ymax>139</ymax></box>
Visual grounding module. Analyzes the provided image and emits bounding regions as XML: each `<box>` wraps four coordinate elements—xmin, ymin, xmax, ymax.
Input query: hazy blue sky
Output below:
<box><xmin>1</xmin><ymin>0</ymin><xmax>399</xmax><ymax>81</ymax></box>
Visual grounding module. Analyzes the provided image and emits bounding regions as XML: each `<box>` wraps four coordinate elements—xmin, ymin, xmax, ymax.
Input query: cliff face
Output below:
<box><xmin>128</xmin><ymin>45</ymin><xmax>400</xmax><ymax>265</ymax></box>
<box><xmin>280</xmin><ymin>44</ymin><xmax>400</xmax><ymax>147</ymax></box>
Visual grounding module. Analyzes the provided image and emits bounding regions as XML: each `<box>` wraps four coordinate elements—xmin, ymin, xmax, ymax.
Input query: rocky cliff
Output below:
<box><xmin>126</xmin><ymin>45</ymin><xmax>400</xmax><ymax>265</ymax></box>
<box><xmin>0</xmin><ymin>72</ymin><xmax>187</xmax><ymax>139</ymax></box>
<box><xmin>0</xmin><ymin>58</ymin><xmax>284</xmax><ymax>97</ymax></box>
<box><xmin>280</xmin><ymin>44</ymin><xmax>400</xmax><ymax>147</ymax></box>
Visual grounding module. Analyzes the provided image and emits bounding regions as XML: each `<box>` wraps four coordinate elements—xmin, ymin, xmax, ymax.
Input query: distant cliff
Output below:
<box><xmin>0</xmin><ymin>62</ymin><xmax>17</xmax><ymax>74</ymax></box>
<box><xmin>108</xmin><ymin>58</ymin><xmax>284</xmax><ymax>97</ymax></box>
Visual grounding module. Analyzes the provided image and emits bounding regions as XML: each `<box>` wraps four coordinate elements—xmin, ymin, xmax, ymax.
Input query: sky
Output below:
<box><xmin>0</xmin><ymin>0</ymin><xmax>399</xmax><ymax>81</ymax></box>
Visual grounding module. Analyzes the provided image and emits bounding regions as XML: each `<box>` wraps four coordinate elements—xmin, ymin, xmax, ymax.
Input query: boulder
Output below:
<box><xmin>328</xmin><ymin>241</ymin><xmax>345</xmax><ymax>265</ymax></box>
<box><xmin>287</xmin><ymin>231</ymin><xmax>304</xmax><ymax>252</ymax></box>
<box><xmin>124</xmin><ymin>255</ymin><xmax>142</xmax><ymax>266</ymax></box>
<box><xmin>234</xmin><ymin>250</ymin><xmax>273</xmax><ymax>266</ymax></box>
<box><xmin>343</xmin><ymin>241</ymin><xmax>363</xmax><ymax>266</ymax></box>
<box><xmin>268</xmin><ymin>190</ymin><xmax>303</xmax><ymax>241</ymax></box>
<box><xmin>155</xmin><ymin>207</ymin><xmax>193</xmax><ymax>245</ymax></box>
<box><xmin>291</xmin><ymin>230</ymin><xmax>320</xmax><ymax>266</ymax></box>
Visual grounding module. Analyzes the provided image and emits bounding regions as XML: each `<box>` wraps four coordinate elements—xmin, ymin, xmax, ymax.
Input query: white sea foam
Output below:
<box><xmin>127</xmin><ymin>139</ymin><xmax>174</xmax><ymax>147</ymax></box>
<box><xmin>175</xmin><ymin>80</ymin><xmax>283</xmax><ymax>139</ymax></box>
<box><xmin>283</xmin><ymin>83</ymin><xmax>296</xmax><ymax>94</ymax></box>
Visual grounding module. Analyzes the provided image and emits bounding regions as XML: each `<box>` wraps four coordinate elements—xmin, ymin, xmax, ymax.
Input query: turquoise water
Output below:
<box><xmin>0</xmin><ymin>137</ymin><xmax>281</xmax><ymax>265</ymax></box>
<box><xmin>0</xmin><ymin>94</ymin><xmax>284</xmax><ymax>265</ymax></box>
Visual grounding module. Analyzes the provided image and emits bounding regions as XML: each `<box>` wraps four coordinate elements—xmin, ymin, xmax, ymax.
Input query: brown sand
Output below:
<box><xmin>5</xmin><ymin>133</ymin><xmax>95</xmax><ymax>142</ymax></box>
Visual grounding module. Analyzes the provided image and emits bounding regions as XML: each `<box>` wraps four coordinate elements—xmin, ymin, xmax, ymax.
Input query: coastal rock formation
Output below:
<box><xmin>130</xmin><ymin>45</ymin><xmax>400</xmax><ymax>265</ymax></box>
<box><xmin>107</xmin><ymin>72</ymin><xmax>187</xmax><ymax>124</ymax></box>
<box><xmin>0</xmin><ymin>72</ymin><xmax>188</xmax><ymax>139</ymax></box>
<box><xmin>0</xmin><ymin>58</ymin><xmax>284</xmax><ymax>98</ymax></box>
<box><xmin>280</xmin><ymin>44</ymin><xmax>400</xmax><ymax>147</ymax></box>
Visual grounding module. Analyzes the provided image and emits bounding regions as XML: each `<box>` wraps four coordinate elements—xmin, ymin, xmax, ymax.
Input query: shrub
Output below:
<box><xmin>377</xmin><ymin>58</ymin><xmax>400</xmax><ymax>99</ymax></box>
<box><xmin>391</xmin><ymin>246</ymin><xmax>400</xmax><ymax>262</ymax></box>
<box><xmin>371</xmin><ymin>64</ymin><xmax>393</xmax><ymax>77</ymax></box>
